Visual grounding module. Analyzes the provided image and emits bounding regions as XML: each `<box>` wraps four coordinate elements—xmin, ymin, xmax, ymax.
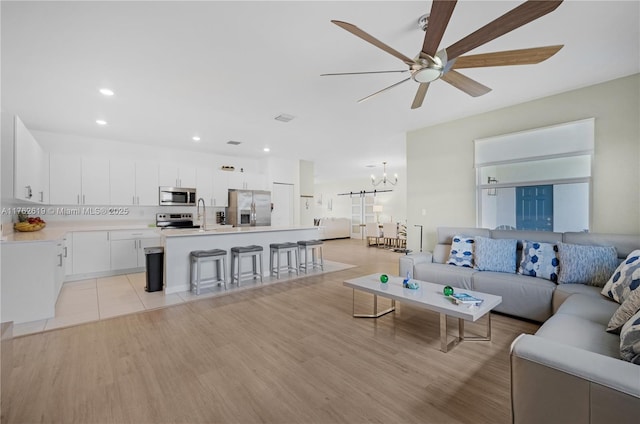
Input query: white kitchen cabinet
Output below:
<box><xmin>135</xmin><ymin>160</ymin><xmax>159</xmax><ymax>205</ymax></box>
<box><xmin>50</xmin><ymin>154</ymin><xmax>110</xmax><ymax>205</ymax></box>
<box><xmin>72</xmin><ymin>231</ymin><xmax>110</xmax><ymax>275</ymax></box>
<box><xmin>110</xmin><ymin>230</ymin><xmax>160</xmax><ymax>271</ymax></box>
<box><xmin>196</xmin><ymin>167</ymin><xmax>215</xmax><ymax>206</ymax></box>
<box><xmin>14</xmin><ymin>116</ymin><xmax>49</xmax><ymax>203</ymax></box>
<box><xmin>1</xmin><ymin>241</ymin><xmax>59</xmax><ymax>324</ymax></box>
<box><xmin>109</xmin><ymin>159</ymin><xmax>159</xmax><ymax>206</ymax></box>
<box><xmin>213</xmin><ymin>170</ymin><xmax>230</xmax><ymax>207</ymax></box>
<box><xmin>82</xmin><ymin>156</ymin><xmax>110</xmax><ymax>205</ymax></box>
<box><xmin>158</xmin><ymin>163</ymin><xmax>196</xmax><ymax>188</ymax></box>
<box><xmin>49</xmin><ymin>153</ymin><xmax>82</xmax><ymax>204</ymax></box>
<box><xmin>227</xmin><ymin>171</ymin><xmax>268</xmax><ymax>191</ymax></box>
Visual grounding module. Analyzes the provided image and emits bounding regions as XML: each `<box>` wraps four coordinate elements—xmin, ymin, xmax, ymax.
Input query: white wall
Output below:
<box><xmin>314</xmin><ymin>172</ymin><xmax>407</xmax><ymax>226</ymax></box>
<box><xmin>407</xmin><ymin>74</ymin><xmax>640</xmax><ymax>252</ymax></box>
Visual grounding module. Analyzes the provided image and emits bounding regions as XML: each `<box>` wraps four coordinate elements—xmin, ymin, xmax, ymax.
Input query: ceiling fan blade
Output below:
<box><xmin>332</xmin><ymin>20</ymin><xmax>416</xmax><ymax>66</ymax></box>
<box><xmin>445</xmin><ymin>0</ymin><xmax>563</xmax><ymax>60</ymax></box>
<box><xmin>321</xmin><ymin>70</ymin><xmax>409</xmax><ymax>76</ymax></box>
<box><xmin>452</xmin><ymin>45</ymin><xmax>563</xmax><ymax>69</ymax></box>
<box><xmin>421</xmin><ymin>0</ymin><xmax>457</xmax><ymax>57</ymax></box>
<box><xmin>441</xmin><ymin>70</ymin><xmax>492</xmax><ymax>97</ymax></box>
<box><xmin>357</xmin><ymin>77</ymin><xmax>411</xmax><ymax>103</ymax></box>
<box><xmin>411</xmin><ymin>83</ymin><xmax>430</xmax><ymax>109</ymax></box>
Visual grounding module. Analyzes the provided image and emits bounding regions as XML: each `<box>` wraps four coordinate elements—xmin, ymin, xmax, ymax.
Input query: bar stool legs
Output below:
<box><xmin>190</xmin><ymin>249</ymin><xmax>227</xmax><ymax>295</ymax></box>
<box><xmin>231</xmin><ymin>245</ymin><xmax>264</xmax><ymax>285</ymax></box>
<box><xmin>297</xmin><ymin>240</ymin><xmax>324</xmax><ymax>274</ymax></box>
<box><xmin>270</xmin><ymin>242</ymin><xmax>299</xmax><ymax>279</ymax></box>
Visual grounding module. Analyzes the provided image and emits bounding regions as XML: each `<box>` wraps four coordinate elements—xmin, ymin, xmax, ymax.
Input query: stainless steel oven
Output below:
<box><xmin>158</xmin><ymin>186</ymin><xmax>197</xmax><ymax>206</ymax></box>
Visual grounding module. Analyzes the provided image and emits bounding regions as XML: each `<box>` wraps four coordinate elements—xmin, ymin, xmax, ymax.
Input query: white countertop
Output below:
<box><xmin>1</xmin><ymin>220</ymin><xmax>158</xmax><ymax>243</ymax></box>
<box><xmin>161</xmin><ymin>225</ymin><xmax>318</xmax><ymax>238</ymax></box>
<box><xmin>1</xmin><ymin>221</ymin><xmax>318</xmax><ymax>243</ymax></box>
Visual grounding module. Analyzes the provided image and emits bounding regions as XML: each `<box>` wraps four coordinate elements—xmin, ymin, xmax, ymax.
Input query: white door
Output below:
<box><xmin>350</xmin><ymin>194</ymin><xmax>375</xmax><ymax>239</ymax></box>
<box><xmin>271</xmin><ymin>183</ymin><xmax>294</xmax><ymax>227</ymax></box>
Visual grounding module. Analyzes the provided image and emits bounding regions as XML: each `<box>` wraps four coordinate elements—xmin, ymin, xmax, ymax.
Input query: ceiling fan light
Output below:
<box><xmin>412</xmin><ymin>67</ymin><xmax>442</xmax><ymax>83</ymax></box>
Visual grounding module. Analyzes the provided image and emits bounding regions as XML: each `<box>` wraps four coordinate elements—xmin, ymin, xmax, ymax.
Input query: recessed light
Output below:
<box><xmin>99</xmin><ymin>88</ymin><xmax>114</xmax><ymax>96</ymax></box>
<box><xmin>263</xmin><ymin>147</ymin><xmax>270</xmax><ymax>152</ymax></box>
<box><xmin>96</xmin><ymin>119</ymin><xmax>107</xmax><ymax>125</ymax></box>
<box><xmin>192</xmin><ymin>136</ymin><xmax>201</xmax><ymax>142</ymax></box>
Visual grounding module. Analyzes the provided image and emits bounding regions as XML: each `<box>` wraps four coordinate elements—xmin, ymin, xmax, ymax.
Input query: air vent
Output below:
<box><xmin>227</xmin><ymin>140</ymin><xmax>242</xmax><ymax>145</ymax></box>
<box><xmin>274</xmin><ymin>113</ymin><xmax>295</xmax><ymax>123</ymax></box>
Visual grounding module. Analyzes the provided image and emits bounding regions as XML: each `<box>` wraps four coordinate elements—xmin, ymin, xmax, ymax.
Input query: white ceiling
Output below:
<box><xmin>2</xmin><ymin>1</ymin><xmax>639</xmax><ymax>183</ymax></box>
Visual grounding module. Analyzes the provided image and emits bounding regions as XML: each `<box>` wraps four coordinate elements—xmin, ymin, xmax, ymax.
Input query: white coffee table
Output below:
<box><xmin>343</xmin><ymin>274</ymin><xmax>502</xmax><ymax>352</ymax></box>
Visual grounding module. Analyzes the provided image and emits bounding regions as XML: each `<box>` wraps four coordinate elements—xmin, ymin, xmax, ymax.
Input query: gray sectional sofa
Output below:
<box><xmin>399</xmin><ymin>227</ymin><xmax>640</xmax><ymax>424</ymax></box>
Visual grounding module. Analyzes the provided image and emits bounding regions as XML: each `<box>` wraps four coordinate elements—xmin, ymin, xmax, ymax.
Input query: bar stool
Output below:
<box><xmin>269</xmin><ymin>242</ymin><xmax>299</xmax><ymax>279</ymax></box>
<box><xmin>190</xmin><ymin>249</ymin><xmax>227</xmax><ymax>295</ymax></box>
<box><xmin>230</xmin><ymin>245</ymin><xmax>264</xmax><ymax>285</ymax></box>
<box><xmin>297</xmin><ymin>240</ymin><xmax>324</xmax><ymax>274</ymax></box>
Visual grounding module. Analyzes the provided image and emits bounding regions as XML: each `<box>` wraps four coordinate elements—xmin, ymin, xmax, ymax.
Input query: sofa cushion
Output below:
<box><xmin>601</xmin><ymin>249</ymin><xmax>640</xmax><ymax>304</ymax></box>
<box><xmin>413</xmin><ymin>263</ymin><xmax>475</xmax><ymax>290</ymax></box>
<box><xmin>472</xmin><ymin>271</ymin><xmax>554</xmax><ymax>322</ymax></box>
<box><xmin>557</xmin><ymin>242</ymin><xmax>618</xmax><ymax>286</ymax></box>
<box><xmin>555</xmin><ymin>293</ymin><xmax>619</xmax><ymax>326</ymax></box>
<box><xmin>552</xmin><ymin>283</ymin><xmax>603</xmax><ymax>313</ymax></box>
<box><xmin>535</xmin><ymin>313</ymin><xmax>621</xmax><ymax>358</ymax></box>
<box><xmin>446</xmin><ymin>235</ymin><xmax>475</xmax><ymax>268</ymax></box>
<box><xmin>619</xmin><ymin>309</ymin><xmax>640</xmax><ymax>364</ymax></box>
<box><xmin>607</xmin><ymin>289</ymin><xmax>640</xmax><ymax>333</ymax></box>
<box><xmin>518</xmin><ymin>240</ymin><xmax>559</xmax><ymax>282</ymax></box>
<box><xmin>474</xmin><ymin>236</ymin><xmax>517</xmax><ymax>273</ymax></box>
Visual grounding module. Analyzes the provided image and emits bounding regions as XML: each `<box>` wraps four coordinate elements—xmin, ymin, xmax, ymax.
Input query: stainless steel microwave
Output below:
<box><xmin>158</xmin><ymin>186</ymin><xmax>197</xmax><ymax>206</ymax></box>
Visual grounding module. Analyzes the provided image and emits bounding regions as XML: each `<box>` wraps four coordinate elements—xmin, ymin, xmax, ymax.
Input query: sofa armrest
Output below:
<box><xmin>399</xmin><ymin>252</ymin><xmax>433</xmax><ymax>277</ymax></box>
<box><xmin>511</xmin><ymin>334</ymin><xmax>640</xmax><ymax>397</ymax></box>
<box><xmin>511</xmin><ymin>334</ymin><xmax>640</xmax><ymax>424</ymax></box>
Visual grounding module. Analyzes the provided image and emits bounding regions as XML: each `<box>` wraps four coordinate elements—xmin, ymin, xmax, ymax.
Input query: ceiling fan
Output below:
<box><xmin>322</xmin><ymin>0</ymin><xmax>564</xmax><ymax>109</ymax></box>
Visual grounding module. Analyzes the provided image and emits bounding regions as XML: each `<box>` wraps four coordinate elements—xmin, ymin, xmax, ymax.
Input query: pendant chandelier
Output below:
<box><xmin>371</xmin><ymin>162</ymin><xmax>398</xmax><ymax>187</ymax></box>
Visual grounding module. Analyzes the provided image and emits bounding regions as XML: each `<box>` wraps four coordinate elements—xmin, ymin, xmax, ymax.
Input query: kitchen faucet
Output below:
<box><xmin>197</xmin><ymin>198</ymin><xmax>206</xmax><ymax>231</ymax></box>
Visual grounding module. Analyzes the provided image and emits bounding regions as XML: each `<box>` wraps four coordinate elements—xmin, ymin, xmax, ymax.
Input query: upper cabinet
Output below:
<box><xmin>14</xmin><ymin>116</ymin><xmax>49</xmax><ymax>203</ymax></box>
<box><xmin>213</xmin><ymin>170</ymin><xmax>230</xmax><ymax>207</ymax></box>
<box><xmin>227</xmin><ymin>171</ymin><xmax>268</xmax><ymax>191</ymax></box>
<box><xmin>158</xmin><ymin>163</ymin><xmax>196</xmax><ymax>188</ymax></box>
<box><xmin>110</xmin><ymin>159</ymin><xmax>158</xmax><ymax>206</ymax></box>
<box><xmin>50</xmin><ymin>154</ymin><xmax>109</xmax><ymax>205</ymax></box>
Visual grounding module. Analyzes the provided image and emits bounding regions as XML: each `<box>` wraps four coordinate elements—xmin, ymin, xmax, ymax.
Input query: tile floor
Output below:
<box><xmin>13</xmin><ymin>260</ymin><xmax>353</xmax><ymax>337</ymax></box>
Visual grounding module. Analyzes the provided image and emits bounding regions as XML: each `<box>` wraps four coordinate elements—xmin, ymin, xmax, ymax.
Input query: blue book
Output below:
<box><xmin>449</xmin><ymin>292</ymin><xmax>484</xmax><ymax>305</ymax></box>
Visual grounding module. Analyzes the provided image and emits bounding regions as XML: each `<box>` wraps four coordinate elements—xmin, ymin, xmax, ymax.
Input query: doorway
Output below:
<box><xmin>516</xmin><ymin>185</ymin><xmax>553</xmax><ymax>231</ymax></box>
<box><xmin>272</xmin><ymin>183</ymin><xmax>294</xmax><ymax>226</ymax></box>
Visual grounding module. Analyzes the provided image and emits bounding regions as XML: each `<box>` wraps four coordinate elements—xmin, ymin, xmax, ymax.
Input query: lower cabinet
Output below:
<box><xmin>1</xmin><ymin>241</ymin><xmax>62</xmax><ymax>324</ymax></box>
<box><xmin>72</xmin><ymin>231</ymin><xmax>110</xmax><ymax>275</ymax></box>
<box><xmin>110</xmin><ymin>230</ymin><xmax>161</xmax><ymax>271</ymax></box>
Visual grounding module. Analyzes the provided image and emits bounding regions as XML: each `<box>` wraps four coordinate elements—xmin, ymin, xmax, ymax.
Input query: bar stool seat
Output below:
<box><xmin>190</xmin><ymin>249</ymin><xmax>227</xmax><ymax>295</ymax></box>
<box><xmin>230</xmin><ymin>245</ymin><xmax>264</xmax><ymax>285</ymax></box>
<box><xmin>297</xmin><ymin>240</ymin><xmax>324</xmax><ymax>274</ymax></box>
<box><xmin>269</xmin><ymin>242</ymin><xmax>299</xmax><ymax>279</ymax></box>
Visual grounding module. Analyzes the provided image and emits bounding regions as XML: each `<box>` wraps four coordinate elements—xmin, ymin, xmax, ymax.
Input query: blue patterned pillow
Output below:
<box><xmin>619</xmin><ymin>309</ymin><xmax>640</xmax><ymax>364</ymax></box>
<box><xmin>474</xmin><ymin>236</ymin><xmax>517</xmax><ymax>273</ymax></box>
<box><xmin>518</xmin><ymin>240</ymin><xmax>559</xmax><ymax>282</ymax></box>
<box><xmin>607</xmin><ymin>289</ymin><xmax>640</xmax><ymax>333</ymax></box>
<box><xmin>447</xmin><ymin>236</ymin><xmax>474</xmax><ymax>268</ymax></box>
<box><xmin>602</xmin><ymin>249</ymin><xmax>640</xmax><ymax>304</ymax></box>
<box><xmin>557</xmin><ymin>242</ymin><xmax>618</xmax><ymax>286</ymax></box>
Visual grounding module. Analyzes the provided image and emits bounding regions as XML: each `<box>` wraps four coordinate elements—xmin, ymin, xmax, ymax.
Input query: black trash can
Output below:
<box><xmin>144</xmin><ymin>246</ymin><xmax>164</xmax><ymax>292</ymax></box>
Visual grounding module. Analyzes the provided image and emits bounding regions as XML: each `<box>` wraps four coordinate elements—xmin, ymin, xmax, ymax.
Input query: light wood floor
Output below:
<box><xmin>1</xmin><ymin>239</ymin><xmax>539</xmax><ymax>424</ymax></box>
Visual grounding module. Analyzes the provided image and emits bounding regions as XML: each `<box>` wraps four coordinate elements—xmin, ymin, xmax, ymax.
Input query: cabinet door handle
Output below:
<box><xmin>77</xmin><ymin>194</ymin><xmax>80</xmax><ymax>205</ymax></box>
<box><xmin>58</xmin><ymin>253</ymin><xmax>63</xmax><ymax>267</ymax></box>
<box><xmin>25</xmin><ymin>186</ymin><xmax>32</xmax><ymax>199</ymax></box>
<box><xmin>83</xmin><ymin>194</ymin><xmax>86</xmax><ymax>204</ymax></box>
<box><xmin>39</xmin><ymin>191</ymin><xmax>44</xmax><ymax>202</ymax></box>
<box><xmin>63</xmin><ymin>246</ymin><xmax>68</xmax><ymax>257</ymax></box>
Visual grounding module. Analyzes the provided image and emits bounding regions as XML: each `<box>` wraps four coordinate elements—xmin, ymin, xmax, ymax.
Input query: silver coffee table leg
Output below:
<box><xmin>352</xmin><ymin>289</ymin><xmax>396</xmax><ymax>318</ymax></box>
<box><xmin>440</xmin><ymin>312</ymin><xmax>492</xmax><ymax>352</ymax></box>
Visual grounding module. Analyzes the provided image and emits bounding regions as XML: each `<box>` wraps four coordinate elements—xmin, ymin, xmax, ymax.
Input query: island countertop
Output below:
<box><xmin>161</xmin><ymin>225</ymin><xmax>321</xmax><ymax>294</ymax></box>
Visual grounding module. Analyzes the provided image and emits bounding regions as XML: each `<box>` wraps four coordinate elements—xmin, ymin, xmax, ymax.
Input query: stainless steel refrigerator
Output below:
<box><xmin>227</xmin><ymin>189</ymin><xmax>271</xmax><ymax>227</ymax></box>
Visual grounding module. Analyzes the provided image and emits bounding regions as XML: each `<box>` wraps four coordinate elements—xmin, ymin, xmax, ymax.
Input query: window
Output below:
<box><xmin>475</xmin><ymin>119</ymin><xmax>594</xmax><ymax>232</ymax></box>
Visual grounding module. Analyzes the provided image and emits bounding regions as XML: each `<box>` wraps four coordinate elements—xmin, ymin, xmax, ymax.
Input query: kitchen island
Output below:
<box><xmin>161</xmin><ymin>226</ymin><xmax>320</xmax><ymax>294</ymax></box>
